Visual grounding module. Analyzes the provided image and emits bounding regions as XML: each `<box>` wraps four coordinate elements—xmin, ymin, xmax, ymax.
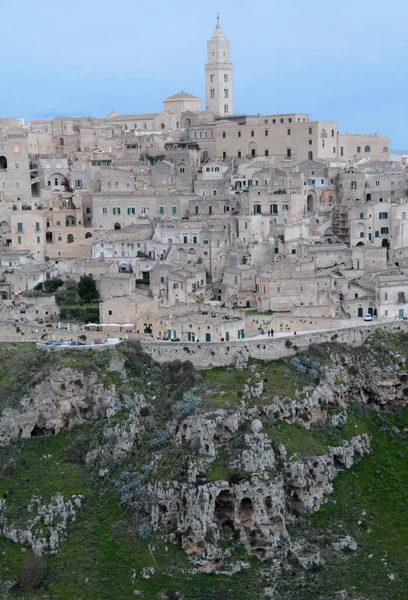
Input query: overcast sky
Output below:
<box><xmin>0</xmin><ymin>0</ymin><xmax>407</xmax><ymax>149</ymax></box>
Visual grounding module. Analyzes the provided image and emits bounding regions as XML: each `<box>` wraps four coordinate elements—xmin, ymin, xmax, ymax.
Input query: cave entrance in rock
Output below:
<box><xmin>214</xmin><ymin>490</ymin><xmax>235</xmax><ymax>524</ymax></box>
<box><xmin>238</xmin><ymin>497</ymin><xmax>254</xmax><ymax>527</ymax></box>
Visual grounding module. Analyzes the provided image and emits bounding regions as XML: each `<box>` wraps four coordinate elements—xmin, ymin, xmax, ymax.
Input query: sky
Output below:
<box><xmin>0</xmin><ymin>0</ymin><xmax>407</xmax><ymax>149</ymax></box>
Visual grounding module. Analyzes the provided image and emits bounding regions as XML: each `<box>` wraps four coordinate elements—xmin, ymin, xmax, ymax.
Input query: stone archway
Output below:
<box><xmin>307</xmin><ymin>193</ymin><xmax>316</xmax><ymax>212</ymax></box>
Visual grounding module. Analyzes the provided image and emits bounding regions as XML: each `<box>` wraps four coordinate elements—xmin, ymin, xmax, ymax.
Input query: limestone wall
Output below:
<box><xmin>141</xmin><ymin>322</ymin><xmax>408</xmax><ymax>369</ymax></box>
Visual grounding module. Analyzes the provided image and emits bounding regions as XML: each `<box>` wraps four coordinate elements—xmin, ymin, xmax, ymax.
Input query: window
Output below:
<box><xmin>309</xmin><ymin>140</ymin><xmax>312</xmax><ymax>145</ymax></box>
<box><xmin>209</xmin><ymin>206</ymin><xmax>213</xmax><ymax>214</ymax></box>
<box><xmin>173</xmin><ymin>283</ymin><xmax>179</xmax><ymax>289</ymax></box>
<box><xmin>212</xmin><ymin>189</ymin><xmax>217</xmax><ymax>196</ymax></box>
<box><xmin>86</xmin><ymin>207</ymin><xmax>91</xmax><ymax>214</ymax></box>
<box><xmin>380</xmin><ymin>227</ymin><xmax>389</xmax><ymax>234</ymax></box>
<box><xmin>250</xmin><ymin>130</ymin><xmax>254</xmax><ymax>138</ymax></box>
<box><xmin>398</xmin><ymin>292</ymin><xmax>406</xmax><ymax>304</ymax></box>
<box><xmin>237</xmin><ymin>151</ymin><xmax>242</xmax><ymax>158</ymax></box>
<box><xmin>113</xmin><ymin>207</ymin><xmax>120</xmax><ymax>215</ymax></box>
<box><xmin>37</xmin><ymin>236</ymin><xmax>40</xmax><ymax>244</ymax></box>
<box><xmin>291</xmin><ymin>249</ymin><xmax>297</xmax><ymax>254</ymax></box>
<box><xmin>360</xmin><ymin>232</ymin><xmax>364</xmax><ymax>238</ymax></box>
<box><xmin>299</xmin><ymin>286</ymin><xmax>304</xmax><ymax>292</ymax></box>
<box><xmin>224</xmin><ymin>74</ymin><xmax>228</xmax><ymax>82</ymax></box>
<box><xmin>276</xmin><ymin>286</ymin><xmax>281</xmax><ymax>293</ymax></box>
<box><xmin>17</xmin><ymin>236</ymin><xmax>21</xmax><ymax>244</ymax></box>
<box><xmin>193</xmin><ymin>236</ymin><xmax>198</xmax><ymax>244</ymax></box>
<box><xmin>224</xmin><ymin>104</ymin><xmax>229</xmax><ymax>113</ymax></box>
<box><xmin>223</xmin><ymin>151</ymin><xmax>226</xmax><ymax>159</ymax></box>
<box><xmin>265</xmin><ymin>149</ymin><xmax>269</xmax><ymax>157</ymax></box>
<box><xmin>127</xmin><ymin>207</ymin><xmax>135</xmax><ymax>215</ymax></box>
<box><xmin>375</xmin><ymin>180</ymin><xmax>380</xmax><ymax>187</ymax></box>
<box><xmin>237</xmin><ymin>131</ymin><xmax>241</xmax><ymax>138</ymax></box>
<box><xmin>287</xmin><ymin>128</ymin><xmax>291</xmax><ymax>136</ymax></box>
<box><xmin>360</xmin><ymin>212</ymin><xmax>364</xmax><ymax>219</ymax></box>
<box><xmin>210</xmin><ymin>73</ymin><xmax>215</xmax><ymax>82</ymax></box>
<box><xmin>402</xmin><ymin>212</ymin><xmax>406</xmax><ymax>220</ymax></box>
<box><xmin>265</xmin><ymin>129</ymin><xmax>269</xmax><ymax>136</ymax></box>
<box><xmin>289</xmin><ymin>118</ymin><xmax>292</xmax><ymax>123</ymax></box>
<box><xmin>180</xmin><ymin>167</ymin><xmax>185</xmax><ymax>173</ymax></box>
<box><xmin>379</xmin><ymin>212</ymin><xmax>388</xmax><ymax>219</ymax></box>
<box><xmin>270</xmin><ymin>204</ymin><xmax>278</xmax><ymax>214</ymax></box>
<box><xmin>35</xmin><ymin>222</ymin><xmax>40</xmax><ymax>232</ymax></box>
<box><xmin>224</xmin><ymin>89</ymin><xmax>228</xmax><ymax>98</ymax></box>
<box><xmin>107</xmin><ymin>182</ymin><xmax>112</xmax><ymax>188</ymax></box>
<box><xmin>15</xmin><ymin>182</ymin><xmax>19</xmax><ymax>189</ymax></box>
<box><xmin>58</xmin><ymin>235</ymin><xmax>62</xmax><ymax>241</ymax></box>
<box><xmin>222</xmin><ymin>132</ymin><xmax>226</xmax><ymax>138</ymax></box>
<box><xmin>340</xmin><ymin>147</ymin><xmax>344</xmax><ymax>156</ymax></box>
<box><xmin>159</xmin><ymin>206</ymin><xmax>164</xmax><ymax>215</ymax></box>
<box><xmin>183</xmin><ymin>235</ymin><xmax>188</xmax><ymax>244</ymax></box>
<box><xmin>15</xmin><ymin>163</ymin><xmax>19</xmax><ymax>169</ymax></box>
<box><xmin>332</xmin><ymin>129</ymin><xmax>335</xmax><ymax>137</ymax></box>
<box><xmin>309</xmin><ymin>127</ymin><xmax>312</xmax><ymax>134</ymax></box>
<box><xmin>17</xmin><ymin>222</ymin><xmax>23</xmax><ymax>232</ymax></box>
<box><xmin>385</xmin><ymin>310</ymin><xmax>389</xmax><ymax>316</ymax></box>
<box><xmin>351</xmin><ymin>181</ymin><xmax>357</xmax><ymax>190</ymax></box>
<box><xmin>384</xmin><ymin>293</ymin><xmax>388</xmax><ymax>300</ymax></box>
<box><xmin>286</xmin><ymin>149</ymin><xmax>292</xmax><ymax>158</ymax></box>
<box><xmin>160</xmin><ymin>276</ymin><xmax>165</xmax><ymax>284</ymax></box>
<box><xmin>365</xmin><ymin>145</ymin><xmax>371</xmax><ymax>152</ymax></box>
<box><xmin>357</xmin><ymin>146</ymin><xmax>361</xmax><ymax>153</ymax></box>
<box><xmin>56</xmin><ymin>220</ymin><xmax>61</xmax><ymax>226</ymax></box>
<box><xmin>102</xmin><ymin>207</ymin><xmax>107</xmax><ymax>215</ymax></box>
<box><xmin>274</xmin><ymin>247</ymin><xmax>279</xmax><ymax>254</ymax></box>
<box><xmin>272</xmin><ymin>119</ymin><xmax>276</xmax><ymax>124</ymax></box>
<box><xmin>114</xmin><ymin>182</ymin><xmax>118</xmax><ymax>188</ymax></box>
<box><xmin>280</xmin><ymin>118</ymin><xmax>284</xmax><ymax>123</ymax></box>
<box><xmin>14</xmin><ymin>145</ymin><xmax>20</xmax><ymax>153</ymax></box>
<box><xmin>67</xmin><ymin>234</ymin><xmax>74</xmax><ymax>244</ymax></box>
<box><xmin>172</xmin><ymin>206</ymin><xmax>177</xmax><ymax>215</ymax></box>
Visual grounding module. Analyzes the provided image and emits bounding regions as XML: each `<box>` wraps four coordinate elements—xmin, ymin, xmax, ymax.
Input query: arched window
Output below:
<box><xmin>67</xmin><ymin>234</ymin><xmax>74</xmax><ymax>243</ymax></box>
<box><xmin>0</xmin><ymin>156</ymin><xmax>7</xmax><ymax>170</ymax></box>
<box><xmin>59</xmin><ymin>138</ymin><xmax>64</xmax><ymax>146</ymax></box>
<box><xmin>402</xmin><ymin>212</ymin><xmax>406</xmax><ymax>220</ymax></box>
<box><xmin>114</xmin><ymin>222</ymin><xmax>121</xmax><ymax>230</ymax></box>
<box><xmin>85</xmin><ymin>232</ymin><xmax>92</xmax><ymax>238</ymax></box>
<box><xmin>66</xmin><ymin>215</ymin><xmax>76</xmax><ymax>226</ymax></box>
<box><xmin>161</xmin><ymin>123</ymin><xmax>165</xmax><ymax>130</ymax></box>
<box><xmin>364</xmin><ymin>145</ymin><xmax>371</xmax><ymax>152</ymax></box>
<box><xmin>210</xmin><ymin>74</ymin><xmax>215</xmax><ymax>82</ymax></box>
<box><xmin>186</xmin><ymin>118</ymin><xmax>191</xmax><ymax>126</ymax></box>
<box><xmin>383</xmin><ymin>146</ymin><xmax>389</xmax><ymax>153</ymax></box>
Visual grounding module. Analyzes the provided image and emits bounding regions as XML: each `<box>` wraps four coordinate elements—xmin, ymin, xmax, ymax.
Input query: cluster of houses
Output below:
<box><xmin>0</xmin><ymin>20</ymin><xmax>407</xmax><ymax>342</ymax></box>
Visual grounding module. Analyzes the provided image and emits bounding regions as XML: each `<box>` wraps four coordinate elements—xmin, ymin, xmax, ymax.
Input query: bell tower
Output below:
<box><xmin>205</xmin><ymin>15</ymin><xmax>234</xmax><ymax>117</ymax></box>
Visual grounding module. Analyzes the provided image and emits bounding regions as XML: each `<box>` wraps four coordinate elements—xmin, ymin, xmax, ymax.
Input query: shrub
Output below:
<box><xmin>149</xmin><ymin>429</ymin><xmax>171</xmax><ymax>451</ymax></box>
<box><xmin>172</xmin><ymin>389</ymin><xmax>203</xmax><ymax>417</ymax></box>
<box><xmin>161</xmin><ymin>360</ymin><xmax>196</xmax><ymax>401</ymax></box>
<box><xmin>138</xmin><ymin>522</ymin><xmax>152</xmax><ymax>540</ymax></box>
<box><xmin>111</xmin><ymin>471</ymin><xmax>153</xmax><ymax>514</ymax></box>
<box><xmin>77</xmin><ymin>274</ymin><xmax>99</xmax><ymax>302</ymax></box>
<box><xmin>43</xmin><ymin>278</ymin><xmax>64</xmax><ymax>294</ymax></box>
<box><xmin>65</xmin><ymin>433</ymin><xmax>90</xmax><ymax>464</ymax></box>
<box><xmin>285</xmin><ymin>340</ymin><xmax>293</xmax><ymax>348</ymax></box>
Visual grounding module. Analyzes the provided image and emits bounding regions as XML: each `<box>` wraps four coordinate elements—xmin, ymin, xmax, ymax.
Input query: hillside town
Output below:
<box><xmin>0</xmin><ymin>18</ymin><xmax>407</xmax><ymax>343</ymax></box>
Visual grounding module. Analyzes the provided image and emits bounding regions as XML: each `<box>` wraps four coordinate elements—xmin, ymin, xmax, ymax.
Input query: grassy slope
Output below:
<box><xmin>1</xmin><ymin>333</ymin><xmax>408</xmax><ymax>598</ymax></box>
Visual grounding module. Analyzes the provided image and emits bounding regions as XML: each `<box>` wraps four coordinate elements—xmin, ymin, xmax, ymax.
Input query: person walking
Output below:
<box><xmin>271</xmin><ymin>329</ymin><xmax>274</xmax><ymax>338</ymax></box>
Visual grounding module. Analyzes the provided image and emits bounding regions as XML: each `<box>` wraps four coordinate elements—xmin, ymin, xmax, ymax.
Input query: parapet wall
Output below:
<box><xmin>141</xmin><ymin>322</ymin><xmax>408</xmax><ymax>369</ymax></box>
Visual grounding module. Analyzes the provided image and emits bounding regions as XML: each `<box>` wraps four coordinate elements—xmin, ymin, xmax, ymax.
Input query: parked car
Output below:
<box><xmin>364</xmin><ymin>313</ymin><xmax>373</xmax><ymax>321</ymax></box>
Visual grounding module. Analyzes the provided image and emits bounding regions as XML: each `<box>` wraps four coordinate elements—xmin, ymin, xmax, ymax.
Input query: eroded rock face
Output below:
<box><xmin>0</xmin><ymin>368</ymin><xmax>126</xmax><ymax>447</ymax></box>
<box><xmin>0</xmin><ymin>493</ymin><xmax>83</xmax><ymax>555</ymax></box>
<box><xmin>151</xmin><ymin>434</ymin><xmax>371</xmax><ymax>558</ymax></box>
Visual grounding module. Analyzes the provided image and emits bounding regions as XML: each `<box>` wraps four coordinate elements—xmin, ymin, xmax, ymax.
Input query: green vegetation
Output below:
<box><xmin>1</xmin><ymin>334</ymin><xmax>408</xmax><ymax>598</ymax></box>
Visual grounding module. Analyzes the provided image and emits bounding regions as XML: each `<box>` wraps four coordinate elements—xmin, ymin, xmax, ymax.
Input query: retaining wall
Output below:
<box><xmin>141</xmin><ymin>322</ymin><xmax>408</xmax><ymax>369</ymax></box>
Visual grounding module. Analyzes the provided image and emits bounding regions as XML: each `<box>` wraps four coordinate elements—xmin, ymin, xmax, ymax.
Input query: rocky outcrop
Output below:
<box><xmin>0</xmin><ymin>493</ymin><xmax>83</xmax><ymax>555</ymax></box>
<box><xmin>151</xmin><ymin>434</ymin><xmax>371</xmax><ymax>559</ymax></box>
